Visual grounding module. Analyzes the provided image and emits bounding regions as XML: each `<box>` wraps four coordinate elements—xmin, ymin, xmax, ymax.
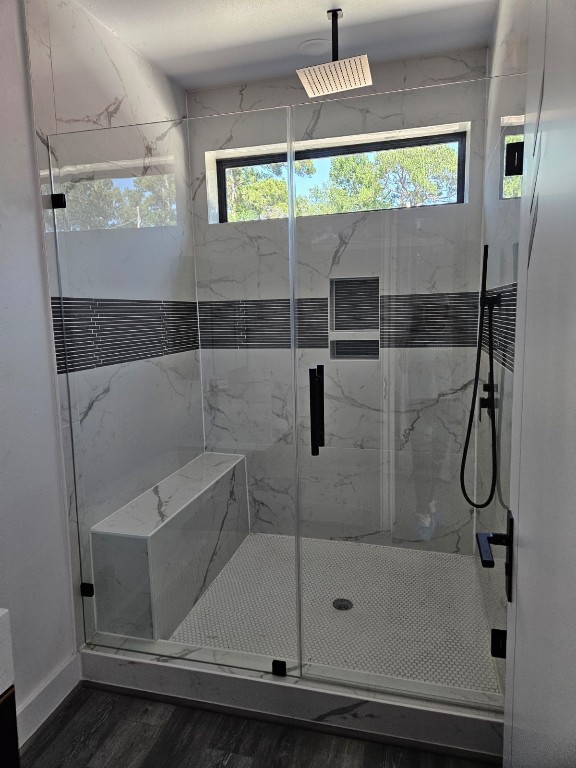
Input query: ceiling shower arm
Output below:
<box><xmin>328</xmin><ymin>9</ymin><xmax>343</xmax><ymax>62</ymax></box>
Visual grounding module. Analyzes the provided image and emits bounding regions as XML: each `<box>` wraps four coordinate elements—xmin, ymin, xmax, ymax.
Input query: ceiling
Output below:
<box><xmin>77</xmin><ymin>0</ymin><xmax>499</xmax><ymax>90</ymax></box>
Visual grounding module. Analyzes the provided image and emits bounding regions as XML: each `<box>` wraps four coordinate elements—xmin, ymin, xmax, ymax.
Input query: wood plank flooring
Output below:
<box><xmin>20</xmin><ymin>687</ymin><xmax>498</xmax><ymax>768</ymax></box>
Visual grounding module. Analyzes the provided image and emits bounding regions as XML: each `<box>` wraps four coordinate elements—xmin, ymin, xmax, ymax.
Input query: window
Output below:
<box><xmin>216</xmin><ymin>131</ymin><xmax>466</xmax><ymax>224</ymax></box>
<box><xmin>501</xmin><ymin>127</ymin><xmax>524</xmax><ymax>199</ymax></box>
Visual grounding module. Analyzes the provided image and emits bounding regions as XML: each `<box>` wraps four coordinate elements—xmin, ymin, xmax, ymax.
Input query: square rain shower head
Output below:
<box><xmin>296</xmin><ymin>54</ymin><xmax>372</xmax><ymax>98</ymax></box>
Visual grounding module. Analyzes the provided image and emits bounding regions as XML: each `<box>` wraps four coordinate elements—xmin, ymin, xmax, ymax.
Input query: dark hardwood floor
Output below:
<box><xmin>20</xmin><ymin>687</ymin><xmax>496</xmax><ymax>768</ymax></box>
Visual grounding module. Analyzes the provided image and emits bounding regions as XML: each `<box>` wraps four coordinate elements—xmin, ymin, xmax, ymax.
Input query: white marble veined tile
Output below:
<box><xmin>390</xmin><ymin>450</ymin><xmax>474</xmax><ymax>555</ymax></box>
<box><xmin>201</xmin><ymin>349</ymin><xmax>294</xmax><ymax>451</ymax></box>
<box><xmin>75</xmin><ymin>352</ymin><xmax>203</xmax><ymax>503</ymax></box>
<box><xmin>295</xmin><ymin>211</ymin><xmax>383</xmax><ymax>299</ymax></box>
<box><xmin>299</xmin><ymin>447</ymin><xmax>383</xmax><ymax>540</ymax></box>
<box><xmin>489</xmin><ymin>0</ymin><xmax>528</xmax><ymax>78</ymax></box>
<box><xmin>389</xmin><ymin>347</ymin><xmax>476</xmax><ymax>456</ymax></box>
<box><xmin>245</xmin><ymin>444</ymin><xmax>296</xmax><ymax>535</ymax></box>
<box><xmin>24</xmin><ymin>0</ymin><xmax>57</xmax><ymax>139</ymax></box>
<box><xmin>92</xmin><ymin>533</ymin><xmax>153</xmax><ymax>637</ymax></box>
<box><xmin>195</xmin><ymin>219</ymin><xmax>290</xmax><ymax>302</ymax></box>
<box><xmin>384</xmin><ymin>205</ymin><xmax>482</xmax><ymax>296</ymax></box>
<box><xmin>92</xmin><ymin>454</ymin><xmax>249</xmax><ymax>639</ymax></box>
<box><xmin>45</xmin><ymin>0</ymin><xmax>185</xmax><ymax>133</ymax></box>
<box><xmin>292</xmin><ymin>78</ymin><xmax>487</xmax><ymax>145</ymax></box>
<box><xmin>297</xmin><ymin>350</ymin><xmax>384</xmax><ymax>450</ymax></box>
<box><xmin>57</xmin><ymin>371</ymin><xmax>78</xmax><ymax>427</ymax></box>
<box><xmin>186</xmin><ymin>48</ymin><xmax>487</xmax><ymax>117</ymax></box>
<box><xmin>92</xmin><ymin>453</ymin><xmax>245</xmax><ymax>537</ymax></box>
<box><xmin>57</xmin><ymin>226</ymin><xmax>196</xmax><ymax>302</ymax></box>
<box><xmin>81</xmin><ymin>644</ymin><xmax>504</xmax><ymax>755</ymax></box>
<box><xmin>150</xmin><ymin>462</ymin><xmax>249</xmax><ymax>638</ymax></box>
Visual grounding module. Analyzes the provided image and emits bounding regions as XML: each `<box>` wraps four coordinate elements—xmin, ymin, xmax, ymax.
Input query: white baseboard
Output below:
<box><xmin>17</xmin><ymin>653</ymin><xmax>81</xmax><ymax>745</ymax></box>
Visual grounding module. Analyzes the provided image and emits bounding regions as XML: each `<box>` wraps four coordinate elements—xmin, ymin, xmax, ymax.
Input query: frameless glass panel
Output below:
<box><xmin>49</xmin><ymin>107</ymin><xmax>300</xmax><ymax>677</ymax></box>
<box><xmin>293</xmin><ymin>79</ymin><xmax>507</xmax><ymax>710</ymax></box>
<box><xmin>475</xmin><ymin>73</ymin><xmax>527</xmax><ymax>696</ymax></box>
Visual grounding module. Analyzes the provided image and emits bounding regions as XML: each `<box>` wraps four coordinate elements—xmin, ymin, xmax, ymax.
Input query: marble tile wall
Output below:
<box><xmin>294</xmin><ymin>82</ymin><xmax>485</xmax><ymax>554</ymax></box>
<box><xmin>187</xmin><ymin>47</ymin><xmax>487</xmax><ymax>117</ymax></box>
<box><xmin>24</xmin><ymin>0</ymin><xmax>186</xmax><ymax>144</ymax></box>
<box><xmin>189</xmin><ymin>71</ymin><xmax>488</xmax><ymax>554</ymax></box>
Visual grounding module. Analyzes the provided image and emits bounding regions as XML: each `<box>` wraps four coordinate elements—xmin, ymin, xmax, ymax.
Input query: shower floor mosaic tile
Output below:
<box><xmin>170</xmin><ymin>534</ymin><xmax>500</xmax><ymax>695</ymax></box>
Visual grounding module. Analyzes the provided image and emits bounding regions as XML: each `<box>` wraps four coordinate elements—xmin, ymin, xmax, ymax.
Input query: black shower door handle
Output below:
<box><xmin>476</xmin><ymin>510</ymin><xmax>514</xmax><ymax>602</ymax></box>
<box><xmin>309</xmin><ymin>365</ymin><xmax>325</xmax><ymax>456</ymax></box>
<box><xmin>316</xmin><ymin>365</ymin><xmax>325</xmax><ymax>448</ymax></box>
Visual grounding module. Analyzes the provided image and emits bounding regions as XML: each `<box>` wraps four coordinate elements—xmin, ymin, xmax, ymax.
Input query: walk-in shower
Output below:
<box><xmin>48</xmin><ymin>75</ymin><xmax>520</xmax><ymax>716</ymax></box>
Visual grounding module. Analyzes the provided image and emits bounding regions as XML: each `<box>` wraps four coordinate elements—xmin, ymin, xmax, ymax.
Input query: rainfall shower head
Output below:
<box><xmin>296</xmin><ymin>9</ymin><xmax>372</xmax><ymax>98</ymax></box>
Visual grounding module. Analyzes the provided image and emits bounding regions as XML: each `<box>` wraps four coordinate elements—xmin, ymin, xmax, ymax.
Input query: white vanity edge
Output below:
<box><xmin>0</xmin><ymin>608</ymin><xmax>14</xmax><ymax>692</ymax></box>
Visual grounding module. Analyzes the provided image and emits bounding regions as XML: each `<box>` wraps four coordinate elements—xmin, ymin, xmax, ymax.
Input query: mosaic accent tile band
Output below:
<box><xmin>198</xmin><ymin>298</ymin><xmax>329</xmax><ymax>350</ymax></box>
<box><xmin>199</xmin><ymin>299</ymin><xmax>291</xmax><ymax>349</ymax></box>
<box><xmin>380</xmin><ymin>292</ymin><xmax>479</xmax><ymax>348</ymax></box>
<box><xmin>482</xmin><ymin>282</ymin><xmax>517</xmax><ymax>372</ymax></box>
<box><xmin>52</xmin><ymin>297</ymin><xmax>329</xmax><ymax>373</ymax></box>
<box><xmin>53</xmin><ymin>288</ymin><xmax>517</xmax><ymax>373</ymax></box>
<box><xmin>52</xmin><ymin>297</ymin><xmax>199</xmax><ymax>374</ymax></box>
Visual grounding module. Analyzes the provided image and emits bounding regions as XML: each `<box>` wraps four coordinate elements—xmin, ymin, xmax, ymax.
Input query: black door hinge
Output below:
<box><xmin>42</xmin><ymin>193</ymin><xmax>67</xmax><ymax>210</ymax></box>
<box><xmin>491</xmin><ymin>628</ymin><xmax>507</xmax><ymax>659</ymax></box>
<box><xmin>272</xmin><ymin>660</ymin><xmax>287</xmax><ymax>677</ymax></box>
<box><xmin>80</xmin><ymin>582</ymin><xmax>94</xmax><ymax>597</ymax></box>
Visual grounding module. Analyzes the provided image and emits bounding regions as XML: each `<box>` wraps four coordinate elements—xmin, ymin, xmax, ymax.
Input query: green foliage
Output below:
<box><xmin>123</xmin><ymin>175</ymin><xmax>177</xmax><ymax>227</ymax></box>
<box><xmin>53</xmin><ymin>174</ymin><xmax>177</xmax><ymax>232</ymax></box>
<box><xmin>226</xmin><ymin>163</ymin><xmax>288</xmax><ymax>221</ymax></box>
<box><xmin>226</xmin><ymin>142</ymin><xmax>460</xmax><ymax>222</ymax></box>
<box><xmin>502</xmin><ymin>134</ymin><xmax>524</xmax><ymax>199</ymax></box>
<box><xmin>225</xmin><ymin>159</ymin><xmax>316</xmax><ymax>222</ymax></box>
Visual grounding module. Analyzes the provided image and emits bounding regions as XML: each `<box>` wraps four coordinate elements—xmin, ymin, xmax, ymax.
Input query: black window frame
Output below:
<box><xmin>216</xmin><ymin>131</ymin><xmax>467</xmax><ymax>223</ymax></box>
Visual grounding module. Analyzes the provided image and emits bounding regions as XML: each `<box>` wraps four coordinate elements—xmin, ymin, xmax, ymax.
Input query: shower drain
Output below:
<box><xmin>332</xmin><ymin>598</ymin><xmax>353</xmax><ymax>611</ymax></box>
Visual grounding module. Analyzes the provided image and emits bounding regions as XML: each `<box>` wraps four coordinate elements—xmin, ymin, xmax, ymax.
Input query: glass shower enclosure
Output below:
<box><xmin>49</xmin><ymin>75</ymin><xmax>514</xmax><ymax>713</ymax></box>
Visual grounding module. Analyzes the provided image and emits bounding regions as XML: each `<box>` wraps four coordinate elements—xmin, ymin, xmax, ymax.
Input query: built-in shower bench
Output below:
<box><xmin>91</xmin><ymin>452</ymin><xmax>249</xmax><ymax>640</ymax></box>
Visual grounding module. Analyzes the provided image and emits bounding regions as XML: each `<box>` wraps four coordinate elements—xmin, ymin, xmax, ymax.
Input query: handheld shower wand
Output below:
<box><xmin>460</xmin><ymin>245</ymin><xmax>500</xmax><ymax>508</ymax></box>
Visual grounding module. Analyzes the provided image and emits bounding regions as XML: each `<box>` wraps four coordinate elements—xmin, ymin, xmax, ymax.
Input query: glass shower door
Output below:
<box><xmin>293</xmin><ymin>81</ymin><xmax>505</xmax><ymax>709</ymax></box>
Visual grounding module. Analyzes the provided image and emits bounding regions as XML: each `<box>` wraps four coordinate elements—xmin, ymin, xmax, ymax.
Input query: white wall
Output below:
<box><xmin>0</xmin><ymin>0</ymin><xmax>195</xmax><ymax>743</ymax></box>
<box><xmin>505</xmin><ymin>0</ymin><xmax>576</xmax><ymax>764</ymax></box>
<box><xmin>0</xmin><ymin>0</ymin><xmax>79</xmax><ymax>745</ymax></box>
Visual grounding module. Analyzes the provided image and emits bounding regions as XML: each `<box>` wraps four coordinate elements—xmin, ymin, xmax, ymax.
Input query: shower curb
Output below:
<box><xmin>80</xmin><ymin>646</ymin><xmax>502</xmax><ymax>762</ymax></box>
